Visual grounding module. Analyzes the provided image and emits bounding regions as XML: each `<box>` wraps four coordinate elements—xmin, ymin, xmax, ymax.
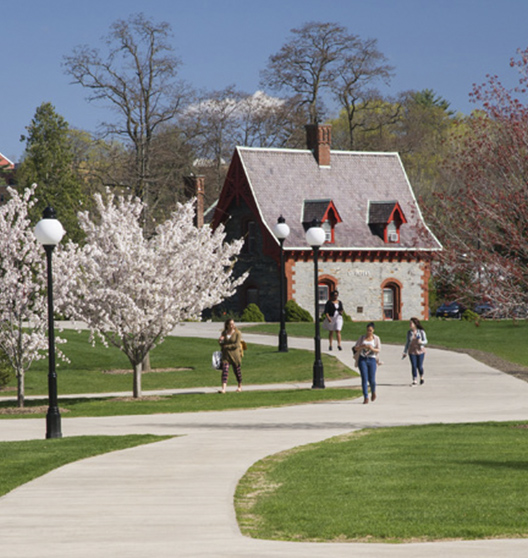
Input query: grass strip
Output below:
<box><xmin>235</xmin><ymin>421</ymin><xmax>528</xmax><ymax>542</ymax></box>
<box><xmin>0</xmin><ymin>435</ymin><xmax>171</xmax><ymax>498</ymax></box>
<box><xmin>0</xmin><ymin>388</ymin><xmax>361</xmax><ymax>419</ymax></box>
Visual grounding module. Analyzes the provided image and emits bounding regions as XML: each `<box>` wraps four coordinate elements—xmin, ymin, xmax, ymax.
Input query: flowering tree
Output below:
<box><xmin>0</xmin><ymin>185</ymin><xmax>66</xmax><ymax>407</ymax></box>
<box><xmin>56</xmin><ymin>192</ymin><xmax>246</xmax><ymax>397</ymax></box>
<box><xmin>430</xmin><ymin>48</ymin><xmax>528</xmax><ymax>315</ymax></box>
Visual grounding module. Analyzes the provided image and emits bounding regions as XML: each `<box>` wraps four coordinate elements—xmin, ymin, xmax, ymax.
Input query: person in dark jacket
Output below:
<box><xmin>324</xmin><ymin>290</ymin><xmax>344</xmax><ymax>350</ymax></box>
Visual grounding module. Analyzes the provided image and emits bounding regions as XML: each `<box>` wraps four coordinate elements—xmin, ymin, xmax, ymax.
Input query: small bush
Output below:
<box><xmin>241</xmin><ymin>303</ymin><xmax>265</xmax><ymax>322</ymax></box>
<box><xmin>0</xmin><ymin>349</ymin><xmax>13</xmax><ymax>389</ymax></box>
<box><xmin>342</xmin><ymin>310</ymin><xmax>353</xmax><ymax>322</ymax></box>
<box><xmin>462</xmin><ymin>309</ymin><xmax>479</xmax><ymax>322</ymax></box>
<box><xmin>285</xmin><ymin>300</ymin><xmax>313</xmax><ymax>322</ymax></box>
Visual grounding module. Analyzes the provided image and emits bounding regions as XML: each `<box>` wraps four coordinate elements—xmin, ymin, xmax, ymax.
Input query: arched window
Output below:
<box><xmin>318</xmin><ymin>275</ymin><xmax>337</xmax><ymax>316</ymax></box>
<box><xmin>381</xmin><ymin>279</ymin><xmax>402</xmax><ymax>320</ymax></box>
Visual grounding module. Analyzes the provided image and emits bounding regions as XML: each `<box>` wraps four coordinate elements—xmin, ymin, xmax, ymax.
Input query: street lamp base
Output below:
<box><xmin>312</xmin><ymin>361</ymin><xmax>325</xmax><ymax>389</ymax></box>
<box><xmin>278</xmin><ymin>329</ymin><xmax>288</xmax><ymax>352</ymax></box>
<box><xmin>46</xmin><ymin>409</ymin><xmax>62</xmax><ymax>439</ymax></box>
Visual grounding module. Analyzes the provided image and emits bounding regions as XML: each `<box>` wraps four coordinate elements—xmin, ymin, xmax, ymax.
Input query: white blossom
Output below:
<box><xmin>55</xmin><ymin>191</ymin><xmax>246</xmax><ymax>397</ymax></box>
<box><xmin>0</xmin><ymin>185</ymin><xmax>68</xmax><ymax>407</ymax></box>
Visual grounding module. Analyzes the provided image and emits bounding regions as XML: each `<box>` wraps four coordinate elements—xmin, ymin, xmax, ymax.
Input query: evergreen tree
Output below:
<box><xmin>18</xmin><ymin>102</ymin><xmax>85</xmax><ymax>242</ymax></box>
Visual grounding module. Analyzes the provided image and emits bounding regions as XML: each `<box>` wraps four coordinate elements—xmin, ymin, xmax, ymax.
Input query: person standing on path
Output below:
<box><xmin>402</xmin><ymin>317</ymin><xmax>428</xmax><ymax>386</ymax></box>
<box><xmin>354</xmin><ymin>322</ymin><xmax>381</xmax><ymax>404</ymax></box>
<box><xmin>218</xmin><ymin>318</ymin><xmax>243</xmax><ymax>393</ymax></box>
<box><xmin>324</xmin><ymin>290</ymin><xmax>344</xmax><ymax>351</ymax></box>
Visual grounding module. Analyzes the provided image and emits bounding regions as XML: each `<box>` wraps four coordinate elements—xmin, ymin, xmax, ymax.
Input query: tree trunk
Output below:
<box><xmin>17</xmin><ymin>372</ymin><xmax>25</xmax><ymax>408</ymax></box>
<box><xmin>142</xmin><ymin>352</ymin><xmax>151</xmax><ymax>373</ymax></box>
<box><xmin>133</xmin><ymin>362</ymin><xmax>142</xmax><ymax>398</ymax></box>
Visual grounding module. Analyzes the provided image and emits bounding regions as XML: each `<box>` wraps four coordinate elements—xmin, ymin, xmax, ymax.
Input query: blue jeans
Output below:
<box><xmin>358</xmin><ymin>356</ymin><xmax>377</xmax><ymax>399</ymax></box>
<box><xmin>409</xmin><ymin>353</ymin><xmax>425</xmax><ymax>379</ymax></box>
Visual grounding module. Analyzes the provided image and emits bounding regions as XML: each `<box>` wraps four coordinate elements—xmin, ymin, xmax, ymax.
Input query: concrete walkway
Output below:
<box><xmin>0</xmin><ymin>323</ymin><xmax>527</xmax><ymax>557</ymax></box>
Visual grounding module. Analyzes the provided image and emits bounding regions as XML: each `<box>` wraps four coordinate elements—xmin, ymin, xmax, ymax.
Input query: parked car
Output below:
<box><xmin>474</xmin><ymin>302</ymin><xmax>494</xmax><ymax>316</ymax></box>
<box><xmin>435</xmin><ymin>301</ymin><xmax>466</xmax><ymax>319</ymax></box>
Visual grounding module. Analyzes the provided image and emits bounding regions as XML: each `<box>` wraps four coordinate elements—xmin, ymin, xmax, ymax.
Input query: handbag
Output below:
<box><xmin>241</xmin><ymin>340</ymin><xmax>247</xmax><ymax>351</ymax></box>
<box><xmin>211</xmin><ymin>351</ymin><xmax>222</xmax><ymax>370</ymax></box>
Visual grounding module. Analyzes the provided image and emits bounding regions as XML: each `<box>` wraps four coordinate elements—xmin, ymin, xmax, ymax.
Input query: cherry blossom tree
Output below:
<box><xmin>55</xmin><ymin>191</ymin><xmax>246</xmax><ymax>397</ymax></box>
<box><xmin>430</xmin><ymin>48</ymin><xmax>528</xmax><ymax>315</ymax></box>
<box><xmin>0</xmin><ymin>185</ymin><xmax>67</xmax><ymax>407</ymax></box>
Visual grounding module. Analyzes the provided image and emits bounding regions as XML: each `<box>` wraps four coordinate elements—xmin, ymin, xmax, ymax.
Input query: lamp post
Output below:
<box><xmin>34</xmin><ymin>207</ymin><xmax>65</xmax><ymax>439</ymax></box>
<box><xmin>305</xmin><ymin>219</ymin><xmax>326</xmax><ymax>389</ymax></box>
<box><xmin>272</xmin><ymin>216</ymin><xmax>290</xmax><ymax>352</ymax></box>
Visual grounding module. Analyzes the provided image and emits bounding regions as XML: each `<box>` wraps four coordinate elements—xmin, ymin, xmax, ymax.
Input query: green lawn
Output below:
<box><xmin>244</xmin><ymin>319</ymin><xmax>528</xmax><ymax>368</ymax></box>
<box><xmin>0</xmin><ymin>388</ymin><xmax>361</xmax><ymax>419</ymax></box>
<box><xmin>0</xmin><ymin>435</ymin><xmax>171</xmax><ymax>498</ymax></box>
<box><xmin>0</xmin><ymin>331</ymin><xmax>353</xmax><ymax>397</ymax></box>
<box><xmin>236</xmin><ymin>421</ymin><xmax>528</xmax><ymax>542</ymax></box>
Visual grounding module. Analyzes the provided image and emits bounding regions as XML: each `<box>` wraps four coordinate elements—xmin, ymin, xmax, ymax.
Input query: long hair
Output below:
<box><xmin>222</xmin><ymin>318</ymin><xmax>235</xmax><ymax>335</ymax></box>
<box><xmin>410</xmin><ymin>317</ymin><xmax>424</xmax><ymax>330</ymax></box>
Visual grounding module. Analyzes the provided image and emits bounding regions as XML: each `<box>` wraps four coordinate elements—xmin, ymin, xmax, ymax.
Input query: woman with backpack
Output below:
<box><xmin>402</xmin><ymin>317</ymin><xmax>428</xmax><ymax>386</ymax></box>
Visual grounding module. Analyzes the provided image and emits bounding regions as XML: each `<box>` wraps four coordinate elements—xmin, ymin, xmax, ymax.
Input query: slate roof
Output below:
<box><xmin>368</xmin><ymin>201</ymin><xmax>402</xmax><ymax>224</ymax></box>
<box><xmin>302</xmin><ymin>199</ymin><xmax>332</xmax><ymax>225</ymax></box>
<box><xmin>236</xmin><ymin>146</ymin><xmax>442</xmax><ymax>251</ymax></box>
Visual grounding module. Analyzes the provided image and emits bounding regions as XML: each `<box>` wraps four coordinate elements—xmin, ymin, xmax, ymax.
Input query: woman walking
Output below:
<box><xmin>354</xmin><ymin>322</ymin><xmax>381</xmax><ymax>404</ymax></box>
<box><xmin>402</xmin><ymin>317</ymin><xmax>428</xmax><ymax>386</ymax></box>
<box><xmin>324</xmin><ymin>290</ymin><xmax>344</xmax><ymax>350</ymax></box>
<box><xmin>218</xmin><ymin>318</ymin><xmax>243</xmax><ymax>393</ymax></box>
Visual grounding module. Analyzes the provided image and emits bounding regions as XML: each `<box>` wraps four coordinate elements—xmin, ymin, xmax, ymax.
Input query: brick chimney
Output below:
<box><xmin>305</xmin><ymin>123</ymin><xmax>332</xmax><ymax>166</ymax></box>
<box><xmin>184</xmin><ymin>175</ymin><xmax>205</xmax><ymax>228</ymax></box>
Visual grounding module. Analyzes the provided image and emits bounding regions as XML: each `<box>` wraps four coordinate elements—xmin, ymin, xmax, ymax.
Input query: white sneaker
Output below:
<box><xmin>412</xmin><ymin>379</ymin><xmax>417</xmax><ymax>386</ymax></box>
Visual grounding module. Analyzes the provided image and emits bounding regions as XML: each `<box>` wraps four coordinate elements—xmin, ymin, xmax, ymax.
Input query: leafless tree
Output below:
<box><xmin>261</xmin><ymin>21</ymin><xmax>393</xmax><ymax>132</ymax></box>
<box><xmin>330</xmin><ymin>37</ymin><xmax>394</xmax><ymax>148</ymax></box>
<box><xmin>63</xmin><ymin>13</ymin><xmax>191</xmax><ymax>226</ymax></box>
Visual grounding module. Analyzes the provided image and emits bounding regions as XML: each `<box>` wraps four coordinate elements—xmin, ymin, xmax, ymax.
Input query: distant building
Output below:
<box><xmin>207</xmin><ymin>124</ymin><xmax>441</xmax><ymax>321</ymax></box>
<box><xmin>0</xmin><ymin>152</ymin><xmax>16</xmax><ymax>204</ymax></box>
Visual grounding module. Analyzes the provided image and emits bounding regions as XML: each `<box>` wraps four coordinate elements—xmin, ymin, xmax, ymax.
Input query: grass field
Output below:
<box><xmin>244</xmin><ymin>319</ymin><xmax>528</xmax><ymax>368</ymax></box>
<box><xmin>0</xmin><ymin>330</ymin><xmax>353</xmax><ymax>398</ymax></box>
<box><xmin>236</xmin><ymin>421</ymin><xmax>528</xmax><ymax>542</ymax></box>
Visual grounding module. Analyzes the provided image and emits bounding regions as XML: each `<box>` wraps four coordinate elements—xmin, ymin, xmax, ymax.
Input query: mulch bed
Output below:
<box><xmin>102</xmin><ymin>367</ymin><xmax>192</xmax><ymax>374</ymax></box>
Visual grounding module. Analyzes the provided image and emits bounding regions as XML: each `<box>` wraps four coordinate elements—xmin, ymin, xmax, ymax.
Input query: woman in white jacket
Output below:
<box><xmin>402</xmin><ymin>317</ymin><xmax>428</xmax><ymax>386</ymax></box>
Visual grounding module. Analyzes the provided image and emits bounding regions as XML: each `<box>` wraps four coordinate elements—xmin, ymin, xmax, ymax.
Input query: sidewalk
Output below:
<box><xmin>0</xmin><ymin>323</ymin><xmax>527</xmax><ymax>557</ymax></box>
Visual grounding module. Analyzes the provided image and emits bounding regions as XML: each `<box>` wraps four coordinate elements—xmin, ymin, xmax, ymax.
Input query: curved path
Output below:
<box><xmin>0</xmin><ymin>323</ymin><xmax>527</xmax><ymax>557</ymax></box>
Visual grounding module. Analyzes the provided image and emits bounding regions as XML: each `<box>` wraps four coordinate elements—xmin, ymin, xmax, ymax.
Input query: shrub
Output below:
<box><xmin>240</xmin><ymin>303</ymin><xmax>265</xmax><ymax>322</ymax></box>
<box><xmin>285</xmin><ymin>300</ymin><xmax>313</xmax><ymax>322</ymax></box>
<box><xmin>462</xmin><ymin>309</ymin><xmax>479</xmax><ymax>323</ymax></box>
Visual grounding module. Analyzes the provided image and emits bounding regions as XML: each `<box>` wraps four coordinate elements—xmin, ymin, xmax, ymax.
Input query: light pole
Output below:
<box><xmin>305</xmin><ymin>219</ymin><xmax>326</xmax><ymax>389</ymax></box>
<box><xmin>34</xmin><ymin>207</ymin><xmax>65</xmax><ymax>439</ymax></box>
<box><xmin>273</xmin><ymin>215</ymin><xmax>290</xmax><ymax>352</ymax></box>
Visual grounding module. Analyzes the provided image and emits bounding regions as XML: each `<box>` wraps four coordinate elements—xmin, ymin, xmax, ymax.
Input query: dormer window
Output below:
<box><xmin>368</xmin><ymin>201</ymin><xmax>407</xmax><ymax>244</ymax></box>
<box><xmin>302</xmin><ymin>199</ymin><xmax>342</xmax><ymax>244</ymax></box>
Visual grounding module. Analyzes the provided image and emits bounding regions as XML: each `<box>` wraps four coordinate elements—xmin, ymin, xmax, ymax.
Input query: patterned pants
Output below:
<box><xmin>221</xmin><ymin>362</ymin><xmax>242</xmax><ymax>384</ymax></box>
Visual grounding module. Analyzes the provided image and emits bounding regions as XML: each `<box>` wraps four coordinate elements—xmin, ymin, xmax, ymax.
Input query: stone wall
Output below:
<box><xmin>292</xmin><ymin>259</ymin><xmax>428</xmax><ymax>321</ymax></box>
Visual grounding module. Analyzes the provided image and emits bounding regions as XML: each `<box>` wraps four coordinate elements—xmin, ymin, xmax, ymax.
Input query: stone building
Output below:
<box><xmin>209</xmin><ymin>124</ymin><xmax>442</xmax><ymax>322</ymax></box>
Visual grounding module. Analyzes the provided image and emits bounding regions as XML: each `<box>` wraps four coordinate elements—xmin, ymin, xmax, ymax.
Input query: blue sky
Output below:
<box><xmin>2</xmin><ymin>0</ymin><xmax>527</xmax><ymax>162</ymax></box>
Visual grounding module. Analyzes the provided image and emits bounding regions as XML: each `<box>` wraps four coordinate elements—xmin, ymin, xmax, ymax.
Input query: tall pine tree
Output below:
<box><xmin>18</xmin><ymin>102</ymin><xmax>85</xmax><ymax>242</ymax></box>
